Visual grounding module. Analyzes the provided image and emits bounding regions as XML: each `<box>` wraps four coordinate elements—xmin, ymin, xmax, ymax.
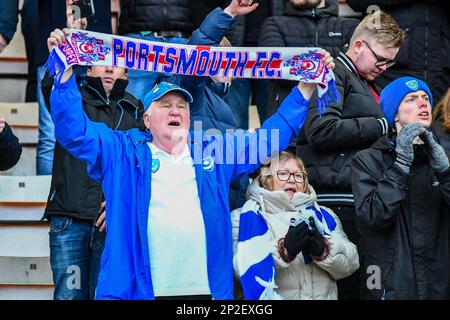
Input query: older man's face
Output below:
<box><xmin>144</xmin><ymin>92</ymin><xmax>190</xmax><ymax>149</ymax></box>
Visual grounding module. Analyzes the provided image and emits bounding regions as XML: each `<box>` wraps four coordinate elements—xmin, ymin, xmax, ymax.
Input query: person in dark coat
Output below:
<box><xmin>295</xmin><ymin>10</ymin><xmax>404</xmax><ymax>299</ymax></box>
<box><xmin>346</xmin><ymin>0</ymin><xmax>450</xmax><ymax>103</ymax></box>
<box><xmin>0</xmin><ymin>115</ymin><xmax>22</xmax><ymax>171</ymax></box>
<box><xmin>351</xmin><ymin>77</ymin><xmax>450</xmax><ymax>299</ymax></box>
<box><xmin>259</xmin><ymin>0</ymin><xmax>359</xmax><ymax>117</ymax></box>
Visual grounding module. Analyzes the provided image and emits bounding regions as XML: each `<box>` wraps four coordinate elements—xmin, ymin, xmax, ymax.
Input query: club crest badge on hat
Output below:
<box><xmin>151</xmin><ymin>159</ymin><xmax>160</xmax><ymax>173</ymax></box>
<box><xmin>405</xmin><ymin>80</ymin><xmax>418</xmax><ymax>91</ymax></box>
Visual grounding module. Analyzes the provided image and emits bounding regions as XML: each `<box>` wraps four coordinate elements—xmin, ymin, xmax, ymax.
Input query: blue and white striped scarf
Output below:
<box><xmin>236</xmin><ymin>204</ymin><xmax>282</xmax><ymax>300</ymax></box>
<box><xmin>236</xmin><ymin>183</ymin><xmax>337</xmax><ymax>300</ymax></box>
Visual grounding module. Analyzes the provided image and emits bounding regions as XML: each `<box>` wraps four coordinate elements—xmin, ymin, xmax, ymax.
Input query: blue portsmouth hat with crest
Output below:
<box><xmin>143</xmin><ymin>81</ymin><xmax>193</xmax><ymax>112</ymax></box>
<box><xmin>380</xmin><ymin>76</ymin><xmax>433</xmax><ymax>128</ymax></box>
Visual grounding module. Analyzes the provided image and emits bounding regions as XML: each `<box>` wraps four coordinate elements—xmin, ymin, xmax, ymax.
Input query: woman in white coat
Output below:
<box><xmin>232</xmin><ymin>152</ymin><xmax>359</xmax><ymax>300</ymax></box>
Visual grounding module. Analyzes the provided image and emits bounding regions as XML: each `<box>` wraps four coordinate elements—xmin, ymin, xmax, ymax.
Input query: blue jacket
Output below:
<box><xmin>50</xmin><ymin>55</ymin><xmax>310</xmax><ymax>302</ymax></box>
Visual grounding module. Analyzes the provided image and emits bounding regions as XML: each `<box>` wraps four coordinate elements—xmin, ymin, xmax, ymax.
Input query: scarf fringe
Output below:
<box><xmin>317</xmin><ymin>78</ymin><xmax>341</xmax><ymax>116</ymax></box>
<box><xmin>44</xmin><ymin>49</ymin><xmax>66</xmax><ymax>85</ymax></box>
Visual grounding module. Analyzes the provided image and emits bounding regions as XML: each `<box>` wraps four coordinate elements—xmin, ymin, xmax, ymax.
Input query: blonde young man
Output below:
<box><xmin>295</xmin><ymin>10</ymin><xmax>404</xmax><ymax>299</ymax></box>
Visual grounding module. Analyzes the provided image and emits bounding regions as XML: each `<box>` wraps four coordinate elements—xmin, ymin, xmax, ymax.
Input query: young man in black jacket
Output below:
<box><xmin>259</xmin><ymin>0</ymin><xmax>359</xmax><ymax>117</ymax></box>
<box><xmin>43</xmin><ymin>18</ymin><xmax>144</xmax><ymax>300</ymax></box>
<box><xmin>346</xmin><ymin>0</ymin><xmax>450</xmax><ymax>103</ymax></box>
<box><xmin>0</xmin><ymin>114</ymin><xmax>22</xmax><ymax>171</ymax></box>
<box><xmin>295</xmin><ymin>10</ymin><xmax>404</xmax><ymax>299</ymax></box>
<box><xmin>351</xmin><ymin>77</ymin><xmax>450</xmax><ymax>299</ymax></box>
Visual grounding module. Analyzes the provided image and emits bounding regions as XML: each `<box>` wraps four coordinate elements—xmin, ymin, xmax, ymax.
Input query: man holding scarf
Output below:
<box><xmin>47</xmin><ymin>0</ymin><xmax>335</xmax><ymax>299</ymax></box>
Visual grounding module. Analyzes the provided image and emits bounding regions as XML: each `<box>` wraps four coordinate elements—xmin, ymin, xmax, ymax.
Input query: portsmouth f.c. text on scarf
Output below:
<box><xmin>45</xmin><ymin>29</ymin><xmax>341</xmax><ymax>113</ymax></box>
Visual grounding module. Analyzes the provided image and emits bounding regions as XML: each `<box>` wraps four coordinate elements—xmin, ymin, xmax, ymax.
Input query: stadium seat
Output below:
<box><xmin>0</xmin><ymin>175</ymin><xmax>52</xmax><ymax>298</ymax></box>
<box><xmin>0</xmin><ymin>175</ymin><xmax>50</xmax><ymax>221</ymax></box>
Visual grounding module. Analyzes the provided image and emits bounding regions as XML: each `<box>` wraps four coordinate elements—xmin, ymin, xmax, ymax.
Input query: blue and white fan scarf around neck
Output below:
<box><xmin>236</xmin><ymin>203</ymin><xmax>337</xmax><ymax>300</ymax></box>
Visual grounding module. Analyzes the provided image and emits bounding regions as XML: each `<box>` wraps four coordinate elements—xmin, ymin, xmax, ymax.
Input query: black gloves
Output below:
<box><xmin>305</xmin><ymin>217</ymin><xmax>325</xmax><ymax>257</ymax></box>
<box><xmin>283</xmin><ymin>221</ymin><xmax>310</xmax><ymax>258</ymax></box>
<box><xmin>395</xmin><ymin>123</ymin><xmax>428</xmax><ymax>173</ymax></box>
<box><xmin>283</xmin><ymin>217</ymin><xmax>326</xmax><ymax>259</ymax></box>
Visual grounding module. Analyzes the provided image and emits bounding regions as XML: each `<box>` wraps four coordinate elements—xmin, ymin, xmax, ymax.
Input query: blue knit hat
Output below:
<box><xmin>380</xmin><ymin>77</ymin><xmax>433</xmax><ymax>128</ymax></box>
<box><xmin>143</xmin><ymin>81</ymin><xmax>193</xmax><ymax>112</ymax></box>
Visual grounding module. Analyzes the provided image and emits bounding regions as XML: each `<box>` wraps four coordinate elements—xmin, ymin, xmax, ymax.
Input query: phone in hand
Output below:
<box><xmin>72</xmin><ymin>0</ymin><xmax>95</xmax><ymax>18</ymax></box>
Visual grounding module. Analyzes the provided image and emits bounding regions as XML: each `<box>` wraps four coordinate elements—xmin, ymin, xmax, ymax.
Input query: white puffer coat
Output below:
<box><xmin>232</xmin><ymin>179</ymin><xmax>359</xmax><ymax>300</ymax></box>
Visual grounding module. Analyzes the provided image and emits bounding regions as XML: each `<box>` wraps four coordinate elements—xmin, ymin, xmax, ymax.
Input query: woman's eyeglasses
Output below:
<box><xmin>275</xmin><ymin>170</ymin><xmax>306</xmax><ymax>183</ymax></box>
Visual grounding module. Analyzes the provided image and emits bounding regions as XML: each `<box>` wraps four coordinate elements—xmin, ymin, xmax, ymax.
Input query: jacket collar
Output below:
<box><xmin>337</xmin><ymin>51</ymin><xmax>358</xmax><ymax>76</ymax></box>
<box><xmin>82</xmin><ymin>76</ymin><xmax>144</xmax><ymax>121</ymax></box>
<box><xmin>130</xmin><ymin>128</ymin><xmax>153</xmax><ymax>145</ymax></box>
<box><xmin>83</xmin><ymin>76</ymin><xmax>129</xmax><ymax>105</ymax></box>
<box><xmin>337</xmin><ymin>51</ymin><xmax>379</xmax><ymax>91</ymax></box>
<box><xmin>130</xmin><ymin>128</ymin><xmax>205</xmax><ymax>197</ymax></box>
<box><xmin>208</xmin><ymin>79</ymin><xmax>230</xmax><ymax>97</ymax></box>
<box><xmin>370</xmin><ymin>132</ymin><xmax>396</xmax><ymax>152</ymax></box>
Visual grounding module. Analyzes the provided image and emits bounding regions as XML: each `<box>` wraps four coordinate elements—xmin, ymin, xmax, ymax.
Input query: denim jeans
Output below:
<box><xmin>36</xmin><ymin>66</ymin><xmax>87</xmax><ymax>175</ymax></box>
<box><xmin>224</xmin><ymin>78</ymin><xmax>269</xmax><ymax>130</ymax></box>
<box><xmin>49</xmin><ymin>216</ymin><xmax>106</xmax><ymax>300</ymax></box>
<box><xmin>123</xmin><ymin>33</ymin><xmax>188</xmax><ymax>102</ymax></box>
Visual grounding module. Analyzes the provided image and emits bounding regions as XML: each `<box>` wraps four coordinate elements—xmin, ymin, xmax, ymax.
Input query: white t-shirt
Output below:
<box><xmin>147</xmin><ymin>142</ymin><xmax>210</xmax><ymax>297</ymax></box>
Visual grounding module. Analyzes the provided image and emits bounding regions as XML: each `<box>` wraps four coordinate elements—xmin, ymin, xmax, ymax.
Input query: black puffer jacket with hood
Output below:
<box><xmin>259</xmin><ymin>0</ymin><xmax>359</xmax><ymax>116</ymax></box>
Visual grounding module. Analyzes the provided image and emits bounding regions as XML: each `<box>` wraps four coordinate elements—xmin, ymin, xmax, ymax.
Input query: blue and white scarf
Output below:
<box><xmin>236</xmin><ymin>203</ymin><xmax>283</xmax><ymax>300</ymax></box>
<box><xmin>236</xmin><ymin>182</ymin><xmax>337</xmax><ymax>300</ymax></box>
